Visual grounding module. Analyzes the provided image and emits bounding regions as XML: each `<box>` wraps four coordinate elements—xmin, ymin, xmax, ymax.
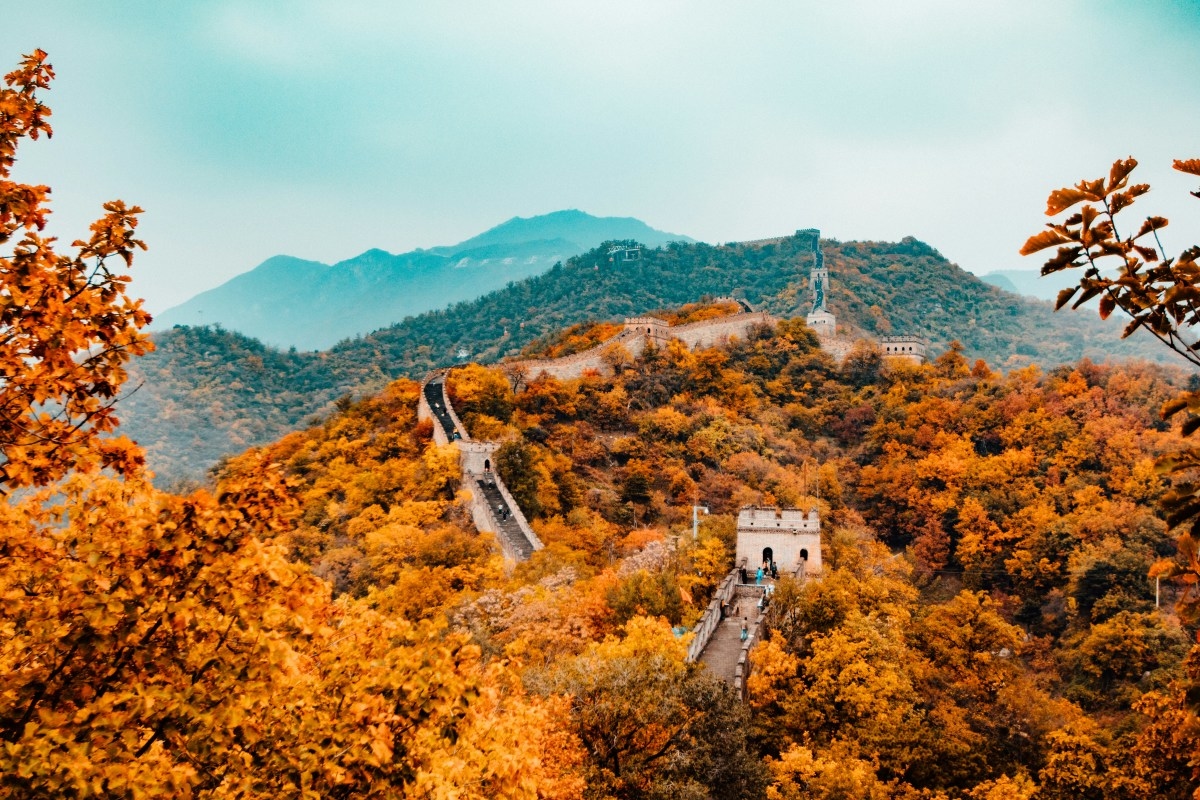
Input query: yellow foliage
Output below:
<box><xmin>966</xmin><ymin>773</ymin><xmax>1039</xmax><ymax>800</ymax></box>
<box><xmin>447</xmin><ymin>363</ymin><xmax>515</xmax><ymax>422</ymax></box>
<box><xmin>766</xmin><ymin>743</ymin><xmax>892</xmax><ymax>800</ymax></box>
<box><xmin>747</xmin><ymin>634</ymin><xmax>801</xmax><ymax>714</ymax></box>
<box><xmin>619</xmin><ymin>527</ymin><xmax>664</xmax><ymax>553</ymax></box>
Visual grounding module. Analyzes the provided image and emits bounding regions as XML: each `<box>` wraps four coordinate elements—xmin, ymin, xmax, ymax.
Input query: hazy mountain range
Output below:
<box><xmin>153</xmin><ymin>210</ymin><xmax>694</xmax><ymax>350</ymax></box>
<box><xmin>124</xmin><ymin>232</ymin><xmax>1175</xmax><ymax>484</ymax></box>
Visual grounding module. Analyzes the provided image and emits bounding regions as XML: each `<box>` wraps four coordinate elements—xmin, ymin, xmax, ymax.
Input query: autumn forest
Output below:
<box><xmin>4</xmin><ymin>47</ymin><xmax>1200</xmax><ymax>800</ymax></box>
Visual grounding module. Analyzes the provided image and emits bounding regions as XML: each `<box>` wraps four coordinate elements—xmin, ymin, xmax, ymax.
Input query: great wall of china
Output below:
<box><xmin>415</xmin><ymin>300</ymin><xmax>776</xmax><ymax>560</ymax></box>
<box><xmin>417</xmin><ymin>303</ymin><xmax>790</xmax><ymax>694</ymax></box>
<box><xmin>417</xmin><ymin>373</ymin><xmax>544</xmax><ymax>562</ymax></box>
<box><xmin>504</xmin><ymin>301</ymin><xmax>772</xmax><ymax>383</ymax></box>
<box><xmin>416</xmin><ymin>228</ymin><xmax>931</xmax><ymax>694</ymax></box>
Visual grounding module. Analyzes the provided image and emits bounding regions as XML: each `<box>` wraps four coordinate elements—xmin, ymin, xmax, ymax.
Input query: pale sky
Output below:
<box><xmin>5</xmin><ymin>1</ymin><xmax>1200</xmax><ymax>314</ymax></box>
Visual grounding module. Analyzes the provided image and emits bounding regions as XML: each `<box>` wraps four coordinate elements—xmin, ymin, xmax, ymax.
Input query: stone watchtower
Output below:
<box><xmin>735</xmin><ymin>505</ymin><xmax>822</xmax><ymax>577</ymax></box>
<box><xmin>802</xmin><ymin>230</ymin><xmax>836</xmax><ymax>337</ymax></box>
<box><xmin>622</xmin><ymin>316</ymin><xmax>670</xmax><ymax>340</ymax></box>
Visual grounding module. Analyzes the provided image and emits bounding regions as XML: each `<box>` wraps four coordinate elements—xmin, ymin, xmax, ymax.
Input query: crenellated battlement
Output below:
<box><xmin>737</xmin><ymin>505</ymin><xmax>821</xmax><ymax>532</ymax></box>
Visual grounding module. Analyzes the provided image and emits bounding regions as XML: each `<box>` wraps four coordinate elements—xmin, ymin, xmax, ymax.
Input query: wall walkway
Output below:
<box><xmin>688</xmin><ymin>560</ymin><xmax>773</xmax><ymax>701</ymax></box>
<box><xmin>418</xmin><ymin>372</ymin><xmax>543</xmax><ymax>562</ymax></box>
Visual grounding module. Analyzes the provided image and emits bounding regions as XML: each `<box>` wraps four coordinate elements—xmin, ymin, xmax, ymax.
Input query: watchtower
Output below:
<box><xmin>880</xmin><ymin>336</ymin><xmax>928</xmax><ymax>364</ymax></box>
<box><xmin>735</xmin><ymin>505</ymin><xmax>822</xmax><ymax>577</ymax></box>
<box><xmin>623</xmin><ymin>316</ymin><xmax>670</xmax><ymax>340</ymax></box>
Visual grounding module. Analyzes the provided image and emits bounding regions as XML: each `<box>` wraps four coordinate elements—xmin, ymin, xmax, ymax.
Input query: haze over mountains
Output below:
<box><xmin>153</xmin><ymin>210</ymin><xmax>694</xmax><ymax>350</ymax></box>
<box><xmin>979</xmin><ymin>268</ymin><xmax>1078</xmax><ymax>301</ymax></box>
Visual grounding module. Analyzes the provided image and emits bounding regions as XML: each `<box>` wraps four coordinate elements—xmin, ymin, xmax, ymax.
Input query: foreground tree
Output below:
<box><xmin>1023</xmin><ymin>156</ymin><xmax>1200</xmax><ymax>793</ymax></box>
<box><xmin>0</xmin><ymin>49</ymin><xmax>584</xmax><ymax>798</ymax></box>
<box><xmin>532</xmin><ymin>617</ymin><xmax>767</xmax><ymax>800</ymax></box>
<box><xmin>1021</xmin><ymin>157</ymin><xmax>1200</xmax><ymax>615</ymax></box>
<box><xmin>0</xmin><ymin>49</ymin><xmax>152</xmax><ymax>489</ymax></box>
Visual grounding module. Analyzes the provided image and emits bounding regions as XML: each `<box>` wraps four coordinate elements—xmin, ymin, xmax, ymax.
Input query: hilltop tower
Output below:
<box><xmin>802</xmin><ymin>229</ymin><xmax>836</xmax><ymax>337</ymax></box>
<box><xmin>735</xmin><ymin>505</ymin><xmax>822</xmax><ymax>577</ymax></box>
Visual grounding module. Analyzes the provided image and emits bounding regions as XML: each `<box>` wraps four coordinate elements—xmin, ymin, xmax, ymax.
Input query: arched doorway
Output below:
<box><xmin>800</xmin><ymin>548</ymin><xmax>809</xmax><ymax>561</ymax></box>
<box><xmin>484</xmin><ymin>458</ymin><xmax>491</xmax><ymax>471</ymax></box>
<box><xmin>762</xmin><ymin>547</ymin><xmax>773</xmax><ymax>567</ymax></box>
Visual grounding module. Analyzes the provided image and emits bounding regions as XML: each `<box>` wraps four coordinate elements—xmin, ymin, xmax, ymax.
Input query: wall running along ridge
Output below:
<box><xmin>505</xmin><ymin>307</ymin><xmax>776</xmax><ymax>384</ymax></box>
<box><xmin>418</xmin><ymin>372</ymin><xmax>543</xmax><ymax>562</ymax></box>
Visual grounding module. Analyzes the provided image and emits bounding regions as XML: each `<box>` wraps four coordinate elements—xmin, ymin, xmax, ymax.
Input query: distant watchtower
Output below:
<box><xmin>608</xmin><ymin>245</ymin><xmax>642</xmax><ymax>263</ymax></box>
<box><xmin>622</xmin><ymin>316</ymin><xmax>670</xmax><ymax>340</ymax></box>
<box><xmin>802</xmin><ymin>229</ymin><xmax>836</xmax><ymax>337</ymax></box>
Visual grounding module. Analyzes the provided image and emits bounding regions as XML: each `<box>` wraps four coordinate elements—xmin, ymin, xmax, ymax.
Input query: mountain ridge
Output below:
<box><xmin>123</xmin><ymin>231</ymin><xmax>1179</xmax><ymax>485</ymax></box>
<box><xmin>153</xmin><ymin>210</ymin><xmax>694</xmax><ymax>350</ymax></box>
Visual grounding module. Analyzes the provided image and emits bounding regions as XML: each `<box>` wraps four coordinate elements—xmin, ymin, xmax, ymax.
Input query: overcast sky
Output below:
<box><xmin>5</xmin><ymin>1</ymin><xmax>1200</xmax><ymax>313</ymax></box>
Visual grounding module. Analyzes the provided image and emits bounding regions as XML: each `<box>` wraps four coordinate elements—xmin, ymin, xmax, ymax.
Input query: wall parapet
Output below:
<box><xmin>506</xmin><ymin>308</ymin><xmax>777</xmax><ymax>385</ymax></box>
<box><xmin>686</xmin><ymin>570</ymin><xmax>740</xmax><ymax>663</ymax></box>
<box><xmin>737</xmin><ymin>505</ymin><xmax>820</xmax><ymax>531</ymax></box>
<box><xmin>734</xmin><ymin>607</ymin><xmax>765</xmax><ymax>702</ymax></box>
<box><xmin>624</xmin><ymin>316</ymin><xmax>670</xmax><ymax>328</ymax></box>
<box><xmin>669</xmin><ymin>310</ymin><xmax>772</xmax><ymax>335</ymax></box>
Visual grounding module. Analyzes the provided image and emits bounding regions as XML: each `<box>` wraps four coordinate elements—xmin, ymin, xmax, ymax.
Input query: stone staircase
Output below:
<box><xmin>418</xmin><ymin>372</ymin><xmax>542</xmax><ymax>562</ymax></box>
<box><xmin>473</xmin><ymin>474</ymin><xmax>536</xmax><ymax>560</ymax></box>
<box><xmin>686</xmin><ymin>566</ymin><xmax>767</xmax><ymax>699</ymax></box>
<box><xmin>699</xmin><ymin>615</ymin><xmax>751</xmax><ymax>683</ymax></box>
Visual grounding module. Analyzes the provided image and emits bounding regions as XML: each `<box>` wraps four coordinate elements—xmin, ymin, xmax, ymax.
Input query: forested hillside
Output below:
<box><xmin>124</xmin><ymin>233</ymin><xmax>1171</xmax><ymax>483</ymax></box>
<box><xmin>210</xmin><ymin>316</ymin><xmax>1197</xmax><ymax>797</ymax></box>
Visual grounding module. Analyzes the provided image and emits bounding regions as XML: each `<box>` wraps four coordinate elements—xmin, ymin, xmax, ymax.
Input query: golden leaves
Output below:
<box><xmin>1045</xmin><ymin>187</ymin><xmax>1093</xmax><ymax>216</ymax></box>
<box><xmin>1108</xmin><ymin>156</ymin><xmax>1138</xmax><ymax>188</ymax></box>
<box><xmin>1019</xmin><ymin>228</ymin><xmax>1071</xmax><ymax>256</ymax></box>
<box><xmin>0</xmin><ymin>52</ymin><xmax>153</xmax><ymax>491</ymax></box>
<box><xmin>1173</xmin><ymin>158</ymin><xmax>1200</xmax><ymax>177</ymax></box>
<box><xmin>1136</xmin><ymin>216</ymin><xmax>1169</xmax><ymax>238</ymax></box>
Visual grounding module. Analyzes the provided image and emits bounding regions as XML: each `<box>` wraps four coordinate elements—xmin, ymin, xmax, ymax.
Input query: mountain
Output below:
<box><xmin>206</xmin><ymin>296</ymin><xmax>1186</xmax><ymax>798</ymax></box>
<box><xmin>122</xmin><ymin>232</ymin><xmax>1178</xmax><ymax>485</ymax></box>
<box><xmin>152</xmin><ymin>210</ymin><xmax>694</xmax><ymax>351</ymax></box>
<box><xmin>426</xmin><ymin>209</ymin><xmax>689</xmax><ymax>254</ymax></box>
<box><xmin>979</xmin><ymin>267</ymin><xmax>1080</xmax><ymax>301</ymax></box>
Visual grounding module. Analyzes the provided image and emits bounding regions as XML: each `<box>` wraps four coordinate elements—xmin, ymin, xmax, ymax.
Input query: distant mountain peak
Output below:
<box><xmin>153</xmin><ymin>210</ymin><xmax>694</xmax><ymax>350</ymax></box>
<box><xmin>443</xmin><ymin>209</ymin><xmax>694</xmax><ymax>253</ymax></box>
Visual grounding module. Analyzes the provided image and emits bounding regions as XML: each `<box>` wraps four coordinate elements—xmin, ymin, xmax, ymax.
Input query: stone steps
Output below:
<box><xmin>699</xmin><ymin>615</ymin><xmax>751</xmax><ymax>686</ymax></box>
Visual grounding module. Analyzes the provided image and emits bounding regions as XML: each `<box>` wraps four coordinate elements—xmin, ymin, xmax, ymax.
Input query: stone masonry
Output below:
<box><xmin>417</xmin><ymin>372</ymin><xmax>543</xmax><ymax>562</ymax></box>
<box><xmin>505</xmin><ymin>306</ymin><xmax>776</xmax><ymax>384</ymax></box>
<box><xmin>735</xmin><ymin>505</ymin><xmax>822</xmax><ymax>577</ymax></box>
